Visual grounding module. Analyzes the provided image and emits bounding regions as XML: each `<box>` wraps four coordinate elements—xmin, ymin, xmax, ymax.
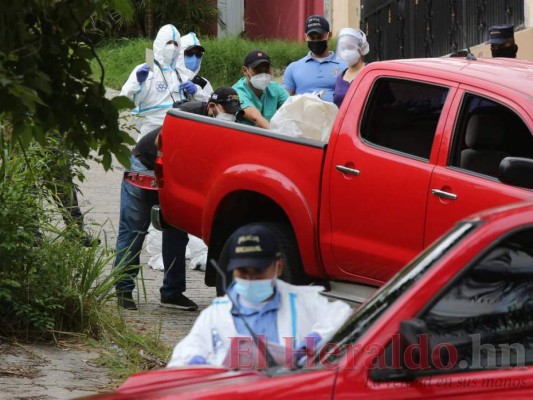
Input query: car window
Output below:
<box><xmin>360</xmin><ymin>78</ymin><xmax>449</xmax><ymax>160</ymax></box>
<box><xmin>449</xmin><ymin>93</ymin><xmax>533</xmax><ymax>180</ymax></box>
<box><xmin>373</xmin><ymin>227</ymin><xmax>533</xmax><ymax>380</ymax></box>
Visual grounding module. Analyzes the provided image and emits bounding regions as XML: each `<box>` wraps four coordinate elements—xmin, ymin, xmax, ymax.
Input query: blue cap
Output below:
<box><xmin>487</xmin><ymin>24</ymin><xmax>515</xmax><ymax>44</ymax></box>
<box><xmin>226</xmin><ymin>224</ymin><xmax>281</xmax><ymax>271</ymax></box>
<box><xmin>305</xmin><ymin>15</ymin><xmax>330</xmax><ymax>34</ymax></box>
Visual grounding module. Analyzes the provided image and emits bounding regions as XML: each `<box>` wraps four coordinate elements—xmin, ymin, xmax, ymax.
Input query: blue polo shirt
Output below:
<box><xmin>227</xmin><ymin>282</ymin><xmax>281</xmax><ymax>344</ymax></box>
<box><xmin>232</xmin><ymin>77</ymin><xmax>289</xmax><ymax>126</ymax></box>
<box><xmin>283</xmin><ymin>51</ymin><xmax>346</xmax><ymax>102</ymax></box>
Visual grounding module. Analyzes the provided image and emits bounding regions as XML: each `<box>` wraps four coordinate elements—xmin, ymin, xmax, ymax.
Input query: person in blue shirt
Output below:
<box><xmin>233</xmin><ymin>49</ymin><xmax>289</xmax><ymax>129</ymax></box>
<box><xmin>167</xmin><ymin>223</ymin><xmax>352</xmax><ymax>368</ymax></box>
<box><xmin>283</xmin><ymin>15</ymin><xmax>346</xmax><ymax>103</ymax></box>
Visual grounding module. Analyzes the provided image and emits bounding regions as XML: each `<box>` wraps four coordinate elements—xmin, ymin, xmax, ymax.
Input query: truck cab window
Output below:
<box><xmin>373</xmin><ymin>227</ymin><xmax>533</xmax><ymax>380</ymax></box>
<box><xmin>449</xmin><ymin>94</ymin><xmax>533</xmax><ymax>180</ymax></box>
<box><xmin>421</xmin><ymin>227</ymin><xmax>533</xmax><ymax>372</ymax></box>
<box><xmin>360</xmin><ymin>78</ymin><xmax>448</xmax><ymax>160</ymax></box>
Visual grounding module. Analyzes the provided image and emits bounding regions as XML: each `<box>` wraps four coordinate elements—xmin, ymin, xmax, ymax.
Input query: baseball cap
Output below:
<box><xmin>226</xmin><ymin>224</ymin><xmax>281</xmax><ymax>272</ymax></box>
<box><xmin>243</xmin><ymin>49</ymin><xmax>271</xmax><ymax>69</ymax></box>
<box><xmin>487</xmin><ymin>24</ymin><xmax>515</xmax><ymax>44</ymax></box>
<box><xmin>184</xmin><ymin>44</ymin><xmax>205</xmax><ymax>54</ymax></box>
<box><xmin>209</xmin><ymin>87</ymin><xmax>243</xmax><ymax>115</ymax></box>
<box><xmin>305</xmin><ymin>15</ymin><xmax>330</xmax><ymax>35</ymax></box>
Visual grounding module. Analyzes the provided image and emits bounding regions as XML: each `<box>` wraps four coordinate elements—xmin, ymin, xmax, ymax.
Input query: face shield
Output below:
<box><xmin>336</xmin><ymin>28</ymin><xmax>369</xmax><ymax>66</ymax></box>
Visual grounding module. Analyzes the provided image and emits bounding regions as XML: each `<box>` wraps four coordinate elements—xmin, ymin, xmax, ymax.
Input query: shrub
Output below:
<box><xmin>0</xmin><ymin>133</ymin><xmax>120</xmax><ymax>339</ymax></box>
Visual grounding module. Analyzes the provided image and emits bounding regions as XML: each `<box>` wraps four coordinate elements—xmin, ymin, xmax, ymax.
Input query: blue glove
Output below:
<box><xmin>296</xmin><ymin>332</ymin><xmax>322</xmax><ymax>353</ymax></box>
<box><xmin>187</xmin><ymin>355</ymin><xmax>208</xmax><ymax>365</ymax></box>
<box><xmin>293</xmin><ymin>332</ymin><xmax>322</xmax><ymax>366</ymax></box>
<box><xmin>136</xmin><ymin>64</ymin><xmax>150</xmax><ymax>84</ymax></box>
<box><xmin>179</xmin><ymin>80</ymin><xmax>197</xmax><ymax>95</ymax></box>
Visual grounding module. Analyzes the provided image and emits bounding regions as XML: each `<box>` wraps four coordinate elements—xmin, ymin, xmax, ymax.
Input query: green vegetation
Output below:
<box><xmin>94</xmin><ymin>37</ymin><xmax>310</xmax><ymax>90</ymax></box>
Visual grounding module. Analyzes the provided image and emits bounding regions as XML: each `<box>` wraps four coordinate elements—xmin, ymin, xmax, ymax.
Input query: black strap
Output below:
<box><xmin>154</xmin><ymin>60</ymin><xmax>194</xmax><ymax>103</ymax></box>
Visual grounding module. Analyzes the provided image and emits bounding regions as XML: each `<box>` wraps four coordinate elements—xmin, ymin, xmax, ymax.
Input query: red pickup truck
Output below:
<box><xmin>155</xmin><ymin>57</ymin><xmax>533</xmax><ymax>299</ymax></box>
<box><xmin>85</xmin><ymin>201</ymin><xmax>533</xmax><ymax>399</ymax></box>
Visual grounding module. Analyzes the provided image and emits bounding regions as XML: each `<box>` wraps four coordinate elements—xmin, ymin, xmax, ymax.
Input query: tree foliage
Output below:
<box><xmin>0</xmin><ymin>0</ymin><xmax>135</xmax><ymax>170</ymax></box>
<box><xmin>99</xmin><ymin>0</ymin><xmax>222</xmax><ymax>39</ymax></box>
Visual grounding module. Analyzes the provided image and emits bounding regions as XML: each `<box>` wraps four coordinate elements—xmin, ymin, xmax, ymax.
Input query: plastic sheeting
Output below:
<box><xmin>269</xmin><ymin>93</ymin><xmax>338</xmax><ymax>142</ymax></box>
<box><xmin>146</xmin><ymin>225</ymin><xmax>207</xmax><ymax>271</ymax></box>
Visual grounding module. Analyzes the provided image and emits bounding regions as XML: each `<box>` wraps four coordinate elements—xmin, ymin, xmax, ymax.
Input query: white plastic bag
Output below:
<box><xmin>269</xmin><ymin>93</ymin><xmax>338</xmax><ymax>142</ymax></box>
<box><xmin>188</xmin><ymin>234</ymin><xmax>207</xmax><ymax>271</ymax></box>
<box><xmin>146</xmin><ymin>224</ymin><xmax>164</xmax><ymax>270</ymax></box>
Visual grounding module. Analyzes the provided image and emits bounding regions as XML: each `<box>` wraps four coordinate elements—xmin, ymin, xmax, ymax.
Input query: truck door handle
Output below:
<box><xmin>431</xmin><ymin>189</ymin><xmax>457</xmax><ymax>200</ymax></box>
<box><xmin>336</xmin><ymin>165</ymin><xmax>360</xmax><ymax>176</ymax></box>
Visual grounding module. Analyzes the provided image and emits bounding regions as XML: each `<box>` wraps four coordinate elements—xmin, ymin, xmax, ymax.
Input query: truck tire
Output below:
<box><xmin>215</xmin><ymin>222</ymin><xmax>311</xmax><ymax>294</ymax></box>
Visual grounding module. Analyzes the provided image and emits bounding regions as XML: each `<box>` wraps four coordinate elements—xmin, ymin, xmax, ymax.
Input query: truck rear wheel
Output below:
<box><xmin>215</xmin><ymin>222</ymin><xmax>311</xmax><ymax>294</ymax></box>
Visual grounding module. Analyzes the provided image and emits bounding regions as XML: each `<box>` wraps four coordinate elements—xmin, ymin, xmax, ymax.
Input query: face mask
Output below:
<box><xmin>308</xmin><ymin>40</ymin><xmax>328</xmax><ymax>55</ymax></box>
<box><xmin>234</xmin><ymin>277</ymin><xmax>275</xmax><ymax>304</ymax></box>
<box><xmin>184</xmin><ymin>55</ymin><xmax>201</xmax><ymax>71</ymax></box>
<box><xmin>163</xmin><ymin>44</ymin><xmax>179</xmax><ymax>65</ymax></box>
<box><xmin>249</xmin><ymin>72</ymin><xmax>271</xmax><ymax>91</ymax></box>
<box><xmin>216</xmin><ymin>111</ymin><xmax>236</xmax><ymax>123</ymax></box>
<box><xmin>491</xmin><ymin>45</ymin><xmax>517</xmax><ymax>58</ymax></box>
<box><xmin>340</xmin><ymin>49</ymin><xmax>361</xmax><ymax>66</ymax></box>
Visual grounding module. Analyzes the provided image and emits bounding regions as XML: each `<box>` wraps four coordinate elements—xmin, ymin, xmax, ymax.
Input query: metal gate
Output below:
<box><xmin>361</xmin><ymin>0</ymin><xmax>525</xmax><ymax>61</ymax></box>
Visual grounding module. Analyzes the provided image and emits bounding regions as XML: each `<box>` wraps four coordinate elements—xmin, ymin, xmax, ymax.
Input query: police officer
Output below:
<box><xmin>487</xmin><ymin>24</ymin><xmax>519</xmax><ymax>58</ymax></box>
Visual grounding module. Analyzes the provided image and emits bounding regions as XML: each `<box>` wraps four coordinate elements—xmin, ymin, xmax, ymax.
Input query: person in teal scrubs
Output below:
<box><xmin>233</xmin><ymin>49</ymin><xmax>289</xmax><ymax>129</ymax></box>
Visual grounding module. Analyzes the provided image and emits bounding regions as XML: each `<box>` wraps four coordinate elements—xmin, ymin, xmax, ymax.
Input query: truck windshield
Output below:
<box><xmin>312</xmin><ymin>221</ymin><xmax>477</xmax><ymax>367</ymax></box>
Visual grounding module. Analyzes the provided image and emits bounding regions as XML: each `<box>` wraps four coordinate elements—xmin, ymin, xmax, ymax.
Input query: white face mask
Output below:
<box><xmin>163</xmin><ymin>44</ymin><xmax>179</xmax><ymax>65</ymax></box>
<box><xmin>216</xmin><ymin>112</ymin><xmax>236</xmax><ymax>122</ymax></box>
<box><xmin>249</xmin><ymin>72</ymin><xmax>271</xmax><ymax>91</ymax></box>
<box><xmin>340</xmin><ymin>49</ymin><xmax>361</xmax><ymax>66</ymax></box>
<box><xmin>213</xmin><ymin>105</ymin><xmax>236</xmax><ymax>122</ymax></box>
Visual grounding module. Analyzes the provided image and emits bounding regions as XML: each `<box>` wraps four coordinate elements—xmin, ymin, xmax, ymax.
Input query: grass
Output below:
<box><xmin>92</xmin><ymin>36</ymin><xmax>310</xmax><ymax>90</ymax></box>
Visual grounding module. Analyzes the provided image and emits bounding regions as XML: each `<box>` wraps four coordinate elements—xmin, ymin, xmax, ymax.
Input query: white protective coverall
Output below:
<box><xmin>167</xmin><ymin>280</ymin><xmax>352</xmax><ymax>367</ymax></box>
<box><xmin>120</xmin><ymin>26</ymin><xmax>210</xmax><ymax>139</ymax></box>
<box><xmin>145</xmin><ymin>32</ymin><xmax>212</xmax><ymax>271</ymax></box>
<box><xmin>176</xmin><ymin>32</ymin><xmax>214</xmax><ymax>102</ymax></box>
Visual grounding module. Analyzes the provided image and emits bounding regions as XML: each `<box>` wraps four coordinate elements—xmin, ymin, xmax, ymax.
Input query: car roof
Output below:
<box><xmin>371</xmin><ymin>57</ymin><xmax>533</xmax><ymax>102</ymax></box>
<box><xmin>464</xmin><ymin>201</ymin><xmax>533</xmax><ymax>224</ymax></box>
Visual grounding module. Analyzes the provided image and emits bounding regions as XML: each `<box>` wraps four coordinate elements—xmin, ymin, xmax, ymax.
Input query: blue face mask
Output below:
<box><xmin>184</xmin><ymin>55</ymin><xmax>201</xmax><ymax>71</ymax></box>
<box><xmin>234</xmin><ymin>277</ymin><xmax>275</xmax><ymax>304</ymax></box>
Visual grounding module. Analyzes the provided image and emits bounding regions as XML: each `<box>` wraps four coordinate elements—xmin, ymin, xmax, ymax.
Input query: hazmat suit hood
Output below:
<box><xmin>153</xmin><ymin>24</ymin><xmax>181</xmax><ymax>68</ymax></box>
<box><xmin>177</xmin><ymin>32</ymin><xmax>205</xmax><ymax>80</ymax></box>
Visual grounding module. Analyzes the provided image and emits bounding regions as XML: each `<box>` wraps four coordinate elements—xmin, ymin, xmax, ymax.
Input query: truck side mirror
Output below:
<box><xmin>499</xmin><ymin>157</ymin><xmax>533</xmax><ymax>189</ymax></box>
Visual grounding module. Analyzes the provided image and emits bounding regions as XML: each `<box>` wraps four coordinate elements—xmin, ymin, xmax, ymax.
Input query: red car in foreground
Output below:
<box><xmin>84</xmin><ymin>202</ymin><xmax>533</xmax><ymax>399</ymax></box>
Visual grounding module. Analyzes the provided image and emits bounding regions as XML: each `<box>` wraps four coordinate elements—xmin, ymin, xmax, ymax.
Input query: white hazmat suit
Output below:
<box><xmin>120</xmin><ymin>26</ymin><xmax>212</xmax><ymax>139</ymax></box>
<box><xmin>167</xmin><ymin>280</ymin><xmax>352</xmax><ymax>367</ymax></box>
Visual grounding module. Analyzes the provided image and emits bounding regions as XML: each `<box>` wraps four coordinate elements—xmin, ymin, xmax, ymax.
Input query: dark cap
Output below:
<box><xmin>226</xmin><ymin>224</ymin><xmax>281</xmax><ymax>272</ymax></box>
<box><xmin>184</xmin><ymin>44</ymin><xmax>205</xmax><ymax>54</ymax></box>
<box><xmin>487</xmin><ymin>24</ymin><xmax>515</xmax><ymax>44</ymax></box>
<box><xmin>209</xmin><ymin>87</ymin><xmax>243</xmax><ymax>115</ymax></box>
<box><xmin>305</xmin><ymin>15</ymin><xmax>330</xmax><ymax>34</ymax></box>
<box><xmin>243</xmin><ymin>49</ymin><xmax>271</xmax><ymax>69</ymax></box>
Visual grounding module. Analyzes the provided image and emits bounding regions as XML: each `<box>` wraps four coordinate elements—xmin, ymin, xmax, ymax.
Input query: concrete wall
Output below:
<box><xmin>331</xmin><ymin>0</ymin><xmax>361</xmax><ymax>35</ymax></box>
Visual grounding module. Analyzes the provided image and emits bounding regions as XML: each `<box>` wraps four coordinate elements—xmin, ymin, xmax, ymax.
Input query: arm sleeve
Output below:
<box><xmin>120</xmin><ymin>65</ymin><xmax>150</xmax><ymax>104</ymax></box>
<box><xmin>282</xmin><ymin>63</ymin><xmax>296</xmax><ymax>93</ymax></box>
<box><xmin>277</xmin><ymin>85</ymin><xmax>290</xmax><ymax>109</ymax></box>
<box><xmin>309</xmin><ymin>294</ymin><xmax>352</xmax><ymax>342</ymax></box>
<box><xmin>233</xmin><ymin>86</ymin><xmax>255</xmax><ymax>110</ymax></box>
<box><xmin>192</xmin><ymin>77</ymin><xmax>214</xmax><ymax>102</ymax></box>
<box><xmin>167</xmin><ymin>308</ymin><xmax>213</xmax><ymax>368</ymax></box>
